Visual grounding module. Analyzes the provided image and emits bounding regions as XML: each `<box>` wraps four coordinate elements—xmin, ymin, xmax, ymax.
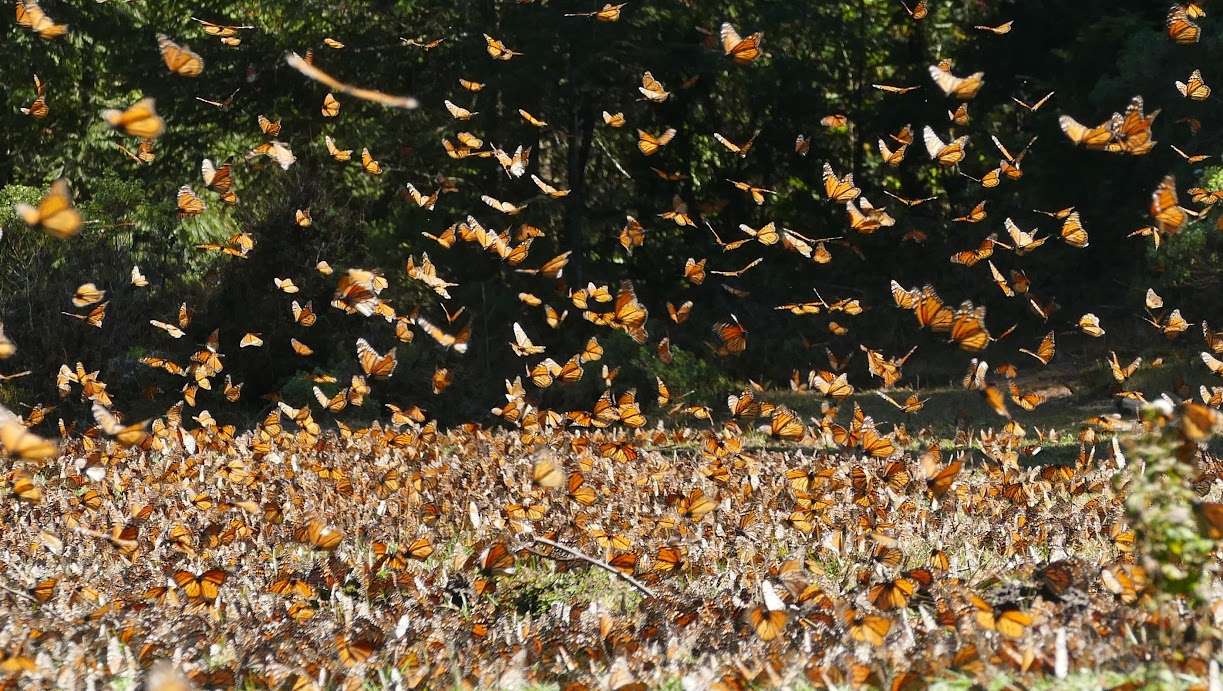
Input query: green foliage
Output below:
<box><xmin>630</xmin><ymin>339</ymin><xmax>734</xmax><ymax>405</ymax></box>
<box><xmin>1121</xmin><ymin>408</ymin><xmax>1217</xmax><ymax>602</ymax></box>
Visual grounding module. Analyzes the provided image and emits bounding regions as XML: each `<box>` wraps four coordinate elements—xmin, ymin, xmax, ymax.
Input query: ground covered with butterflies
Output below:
<box><xmin>0</xmin><ymin>403</ymin><xmax>1221</xmax><ymax>690</ymax></box>
<box><xmin>7</xmin><ymin>0</ymin><xmax>1223</xmax><ymax>688</ymax></box>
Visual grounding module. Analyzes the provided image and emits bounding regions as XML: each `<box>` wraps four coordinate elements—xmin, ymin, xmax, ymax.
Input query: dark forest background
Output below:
<box><xmin>1</xmin><ymin>0</ymin><xmax>1221</xmax><ymax>426</ymax></box>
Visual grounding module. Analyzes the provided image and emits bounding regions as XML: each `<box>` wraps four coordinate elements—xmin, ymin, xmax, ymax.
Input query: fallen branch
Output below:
<box><xmin>529</xmin><ymin>536</ymin><xmax>656</xmax><ymax>598</ymax></box>
<box><xmin>0</xmin><ymin>579</ymin><xmax>35</xmax><ymax>603</ymax></box>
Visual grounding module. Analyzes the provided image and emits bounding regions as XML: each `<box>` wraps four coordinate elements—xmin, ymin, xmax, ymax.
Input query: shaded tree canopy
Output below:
<box><xmin>1</xmin><ymin>0</ymin><xmax>1221</xmax><ymax>427</ymax></box>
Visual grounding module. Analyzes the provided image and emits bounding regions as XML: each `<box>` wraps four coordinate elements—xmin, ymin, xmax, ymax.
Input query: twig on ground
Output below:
<box><xmin>529</xmin><ymin>536</ymin><xmax>656</xmax><ymax>598</ymax></box>
<box><xmin>0</xmin><ymin>580</ymin><xmax>36</xmax><ymax>603</ymax></box>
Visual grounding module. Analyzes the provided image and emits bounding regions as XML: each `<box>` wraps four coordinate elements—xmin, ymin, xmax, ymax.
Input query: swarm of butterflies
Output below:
<box><xmin>4</xmin><ymin>0</ymin><xmax>1223</xmax><ymax>688</ymax></box>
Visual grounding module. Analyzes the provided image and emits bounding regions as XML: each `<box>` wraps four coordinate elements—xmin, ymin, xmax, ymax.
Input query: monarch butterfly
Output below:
<box><xmin>295</xmin><ymin>519</ymin><xmax>342</xmax><ymax>550</ymax></box>
<box><xmin>922</xmin><ymin>126</ymin><xmax>969</xmax><ymax>166</ymax></box>
<box><xmin>63</xmin><ymin>302</ymin><xmax>108</xmax><ymax>328</ymax></box>
<box><xmin>0</xmin><ymin>326</ymin><xmax>13</xmax><ymax>360</ymax></box>
<box><xmin>812</xmin><ymin>371</ymin><xmax>854</xmax><ymax>400</ymax></box>
<box><xmin>1058</xmin><ymin>212</ymin><xmax>1089</xmax><ymax>248</ymax></box>
<box><xmin>949</xmin><ymin>102</ymin><xmax>968</xmax><ymax>126</ymax></box>
<box><xmin>1007</xmin><ymin>382</ymin><xmax>1045</xmax><ymax>412</ymax></box>
<box><xmin>1203</xmin><ymin>322</ymin><xmax>1223</xmax><ymax>354</ymax></box>
<box><xmin>509</xmin><ymin>322</ymin><xmax>546</xmax><ymax>358</ymax></box>
<box><xmin>1148</xmin><ymin>309</ymin><xmax>1190</xmax><ymax>339</ymax></box>
<box><xmin>483</xmin><ymin>33</ymin><xmax>521</xmax><ymax>60</ymax></box>
<box><xmin>333</xmin><ymin>633</ymin><xmax>378</xmax><ymax>667</ymax></box>
<box><xmin>172</xmin><ymin>568</ymin><xmax>227</xmax><ymax>602</ymax></box>
<box><xmin>192</xmin><ymin>16</ymin><xmax>249</xmax><ymax>37</ymax></box>
<box><xmin>515</xmin><ymin>251</ymin><xmax>571</xmax><ymax>280</ymax></box>
<box><xmin>949</xmin><ymin>303</ymin><xmax>990</xmax><ymax>352</ymax></box>
<box><xmin>16</xmin><ymin>178</ymin><xmax>81</xmax><ymax>239</ymax></box>
<box><xmin>15</xmin><ymin>0</ymin><xmax>67</xmax><ymax>39</ymax></box>
<box><xmin>359</xmin><ymin>148</ymin><xmax>382</xmax><ymax>175</ymax></box>
<box><xmin>356</xmin><ymin>338</ymin><xmax>397</xmax><ymax>378</ymax></box>
<box><xmin>156</xmin><ymin>34</ymin><xmax>204</xmax><ymax>77</ymax></box>
<box><xmin>1076</xmin><ymin>313</ymin><xmax>1105</xmax><ymax>338</ymax></box>
<box><xmin>1019</xmin><ymin>331</ymin><xmax>1055</xmax><ymax>365</ymax></box>
<box><xmin>515</xmin><ymin>108</ymin><xmax>548</xmax><ymax>128</ymax></box>
<box><xmin>594</xmin><ymin>111</ymin><xmax>627</xmax><ymax>132</ymax></box>
<box><xmin>21</xmin><ymin>74</ymin><xmax>48</xmax><ymax>119</ymax></box>
<box><xmin>443</xmin><ymin>100</ymin><xmax>480</xmax><ymax>122</ymax></box>
<box><xmin>712</xmin><ymin>316</ymin><xmax>747</xmax><ymax>355</ymax></box>
<box><xmin>290</xmin><ymin>300</ymin><xmax>317</xmax><ymax>327</ymax></box>
<box><xmin>175</xmin><ymin>185</ymin><xmax>206</xmax><ymax>218</ymax></box>
<box><xmin>92</xmin><ymin>403</ymin><xmax>148</xmax><ymax>447</ymax></box>
<box><xmin>1150</xmin><ymin>175</ymin><xmax>1189</xmax><ymax>234</ymax></box>
<box><xmin>868</xmin><ymin>576</ymin><xmax>917</xmax><ymax>610</ymax></box>
<box><xmin>873</xmin><ymin>83</ymin><xmax>920</xmax><ymax>94</ymax></box>
<box><xmin>769</xmin><ymin>405</ymin><xmax>806</xmax><ymax>441</ymax></box>
<box><xmin>652</xmin><ymin>544</ymin><xmax>685</xmax><ymax>573</ymax></box>
<box><xmin>975</xmin><ymin>20</ymin><xmax>1014</xmax><ymax>34</ymax></box>
<box><xmin>846</xmin><ymin>197</ymin><xmax>894</xmax><ymax>233</ymax></box>
<box><xmin>637</xmin><ymin>128</ymin><xmax>676</xmax><ymax>156</ymax></box>
<box><xmin>1058</xmin><ymin>114</ymin><xmax>1113</xmax><ymax>149</ymax></box>
<box><xmin>8</xmin><ymin>469</ymin><xmax>42</xmax><ymax>503</ymax></box>
<box><xmin>1167</xmin><ymin>4</ymin><xmax>1201</xmax><ymax>44</ymax></box>
<box><xmin>877</xmin><ymin>138</ymin><xmax>907</xmax><ymax>166</ymax></box>
<box><xmin>616</xmin><ymin>388</ymin><xmax>645</xmax><ymax>425</ymax></box>
<box><xmin>28</xmin><ymin>577</ymin><xmax>57</xmax><ymax>604</ymax></box>
<box><xmin>973</xmin><ymin>596</ymin><xmax>1032</xmax><ymax>638</ymax></box>
<box><xmin>530</xmin><ymin>174</ymin><xmax>568</xmax><ymax>199</ymax></box>
<box><xmin>900</xmin><ymin>0</ymin><xmax>927</xmax><ymax>20</ymax></box>
<box><xmin>315</xmin><ymin>92</ymin><xmax>341</xmax><ymax>118</ymax></box>
<box><xmin>889</xmin><ymin>280</ymin><xmax>919</xmax><ymax>310</ymax></box>
<box><xmin>1107</xmin><ymin>351</ymin><xmax>1141</xmax><ymax>383</ymax></box>
<box><xmin>285</xmin><ymin>49</ymin><xmax>420</xmax><ymax>110</ymax></box>
<box><xmin>984</xmin><ymin>260</ymin><xmax>1014</xmax><ymax>298</ymax></box>
<box><xmin>565</xmin><ymin>2</ymin><xmax>626</xmax><ymax>21</ymax></box>
<box><xmin>1110</xmin><ymin>96</ymin><xmax>1159</xmax><ymax>155</ymax></box>
<box><xmin>822</xmin><ymin>162</ymin><xmax>860</xmax><ymax>203</ymax></box>
<box><xmin>0</xmin><ymin>418</ymin><xmax>56</xmax><ymax>460</ymax></box>
<box><xmin>638</xmin><ymin>71</ymin><xmax>669</xmax><ymax>102</ymax></box>
<box><xmin>1004</xmin><ymin>218</ymin><xmax>1046</xmax><ymax>255</ymax></box>
<box><xmin>417</xmin><ymin>317</ymin><xmax>470</xmax><ymax>354</ymax></box>
<box><xmin>720</xmin><ymin>22</ymin><xmax>763</xmax><ymax>63</ymax></box>
<box><xmin>247</xmin><ymin>139</ymin><xmax>296</xmax><ymax>169</ymax></box>
<box><xmin>928</xmin><ymin>64</ymin><xmax>985</xmax><ymax>100</ymax></box>
<box><xmin>949</xmin><ymin>234</ymin><xmax>997</xmax><ymax>267</ymax></box>
<box><xmin>1176</xmin><ymin>69</ymin><xmax>1211</xmax><ymax>100</ymax></box>
<box><xmin>250</xmin><ymin>115</ymin><xmax>281</xmax><ymax>140</ymax></box>
<box><xmin>914</xmin><ymin>285</ymin><xmax>954</xmax><ymax>332</ymax></box>
<box><xmin>952</xmin><ymin>201</ymin><xmax>987</xmax><ymax>225</ymax></box>
<box><xmin>200</xmin><ymin>159</ymin><xmax>237</xmax><ymax>204</ymax></box>
<box><xmin>713</xmin><ymin>132</ymin><xmax>756</xmax><ymax>157</ymax></box>
<box><xmin>860</xmin><ymin>423</ymin><xmax>896</xmax><ymax>459</ymax></box>
<box><xmin>493</xmin><ymin>145</ymin><xmax>531</xmax><ymax>177</ymax></box>
<box><xmin>289</xmin><ymin>338</ymin><xmax>314</xmax><ymax>357</ymax></box>
<box><xmin>659</xmin><ymin>198</ymin><xmax>695</xmax><ymax>227</ymax></box>
<box><xmin>102</xmin><ymin>98</ymin><xmax>165</xmax><ymax>139</ymax></box>
<box><xmin>1012</xmin><ymin>90</ymin><xmax>1056</xmax><ymax>112</ymax></box>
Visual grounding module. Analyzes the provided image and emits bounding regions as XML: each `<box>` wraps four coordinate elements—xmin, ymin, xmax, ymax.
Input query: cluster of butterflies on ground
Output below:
<box><xmin>5</xmin><ymin>0</ymin><xmax>1223</xmax><ymax>459</ymax></box>
<box><xmin>0</xmin><ymin>394</ymin><xmax>1198</xmax><ymax>688</ymax></box>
